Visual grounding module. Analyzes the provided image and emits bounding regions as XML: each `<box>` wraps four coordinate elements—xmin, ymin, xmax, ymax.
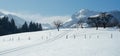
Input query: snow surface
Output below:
<box><xmin>0</xmin><ymin>12</ymin><xmax>25</xmax><ymax>27</ymax></box>
<box><xmin>0</xmin><ymin>28</ymin><xmax>120</xmax><ymax>56</ymax></box>
<box><xmin>63</xmin><ymin>9</ymin><xmax>99</xmax><ymax>27</ymax></box>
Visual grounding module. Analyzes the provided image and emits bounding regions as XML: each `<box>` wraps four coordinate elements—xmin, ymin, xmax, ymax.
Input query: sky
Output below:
<box><xmin>0</xmin><ymin>0</ymin><xmax>120</xmax><ymax>16</ymax></box>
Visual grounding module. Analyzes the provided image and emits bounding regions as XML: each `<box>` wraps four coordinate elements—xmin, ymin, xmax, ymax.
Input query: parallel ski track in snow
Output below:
<box><xmin>0</xmin><ymin>30</ymin><xmax>72</xmax><ymax>55</ymax></box>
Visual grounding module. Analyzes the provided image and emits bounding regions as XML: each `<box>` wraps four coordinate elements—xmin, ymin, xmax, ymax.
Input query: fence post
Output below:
<box><xmin>41</xmin><ymin>36</ymin><xmax>43</xmax><ymax>40</ymax></box>
<box><xmin>18</xmin><ymin>37</ymin><xmax>20</xmax><ymax>40</ymax></box>
<box><xmin>9</xmin><ymin>38</ymin><xmax>11</xmax><ymax>41</ymax></box>
<box><xmin>85</xmin><ymin>34</ymin><xmax>86</xmax><ymax>39</ymax></box>
<box><xmin>28</xmin><ymin>37</ymin><xmax>31</xmax><ymax>40</ymax></box>
<box><xmin>111</xmin><ymin>34</ymin><xmax>113</xmax><ymax>39</ymax></box>
<box><xmin>89</xmin><ymin>36</ymin><xmax>91</xmax><ymax>39</ymax></box>
<box><xmin>66</xmin><ymin>35</ymin><xmax>68</xmax><ymax>39</ymax></box>
<box><xmin>97</xmin><ymin>35</ymin><xmax>99</xmax><ymax>39</ymax></box>
<box><xmin>46</xmin><ymin>36</ymin><xmax>48</xmax><ymax>40</ymax></box>
<box><xmin>74</xmin><ymin>35</ymin><xmax>76</xmax><ymax>39</ymax></box>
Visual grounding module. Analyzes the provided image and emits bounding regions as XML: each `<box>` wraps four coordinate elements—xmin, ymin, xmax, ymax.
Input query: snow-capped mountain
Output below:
<box><xmin>0</xmin><ymin>12</ymin><xmax>26</xmax><ymax>27</ymax></box>
<box><xmin>63</xmin><ymin>9</ymin><xmax>99</xmax><ymax>27</ymax></box>
<box><xmin>109</xmin><ymin>10</ymin><xmax>120</xmax><ymax>22</ymax></box>
<box><xmin>1</xmin><ymin>9</ymin><xmax>120</xmax><ymax>29</ymax></box>
<box><xmin>72</xmin><ymin>9</ymin><xmax>98</xmax><ymax>20</ymax></box>
<box><xmin>0</xmin><ymin>12</ymin><xmax>4</xmax><ymax>16</ymax></box>
<box><xmin>0</xmin><ymin>11</ymin><xmax>70</xmax><ymax>29</ymax></box>
<box><xmin>63</xmin><ymin>9</ymin><xmax>120</xmax><ymax>28</ymax></box>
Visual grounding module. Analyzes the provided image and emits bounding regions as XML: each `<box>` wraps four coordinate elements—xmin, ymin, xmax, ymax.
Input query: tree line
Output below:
<box><xmin>87</xmin><ymin>12</ymin><xmax>119</xmax><ymax>30</ymax></box>
<box><xmin>0</xmin><ymin>16</ymin><xmax>42</xmax><ymax>36</ymax></box>
<box><xmin>76</xmin><ymin>12</ymin><xmax>120</xmax><ymax>30</ymax></box>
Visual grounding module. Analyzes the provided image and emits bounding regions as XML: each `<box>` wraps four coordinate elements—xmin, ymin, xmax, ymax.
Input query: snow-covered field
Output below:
<box><xmin>0</xmin><ymin>28</ymin><xmax>120</xmax><ymax>56</ymax></box>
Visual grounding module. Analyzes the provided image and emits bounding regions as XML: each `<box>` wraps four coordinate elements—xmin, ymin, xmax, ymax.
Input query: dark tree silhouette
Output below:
<box><xmin>10</xmin><ymin>19</ymin><xmax>17</xmax><ymax>33</ymax></box>
<box><xmin>53</xmin><ymin>20</ymin><xmax>63</xmax><ymax>31</ymax></box>
<box><xmin>38</xmin><ymin>23</ymin><xmax>42</xmax><ymax>31</ymax></box>
<box><xmin>99</xmin><ymin>12</ymin><xmax>113</xmax><ymax>28</ymax></box>
<box><xmin>88</xmin><ymin>17</ymin><xmax>100</xmax><ymax>30</ymax></box>
<box><xmin>0</xmin><ymin>16</ymin><xmax>42</xmax><ymax>36</ymax></box>
<box><xmin>87</xmin><ymin>12</ymin><xmax>114</xmax><ymax>29</ymax></box>
<box><xmin>29</xmin><ymin>21</ymin><xmax>42</xmax><ymax>32</ymax></box>
<box><xmin>21</xmin><ymin>22</ymin><xmax>29</xmax><ymax>32</ymax></box>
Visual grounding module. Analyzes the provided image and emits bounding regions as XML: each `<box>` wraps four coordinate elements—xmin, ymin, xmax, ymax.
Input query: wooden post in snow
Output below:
<box><xmin>66</xmin><ymin>35</ymin><xmax>68</xmax><ymax>39</ymax></box>
<box><xmin>85</xmin><ymin>34</ymin><xmax>86</xmax><ymax>39</ymax></box>
<box><xmin>111</xmin><ymin>34</ymin><xmax>113</xmax><ymax>39</ymax></box>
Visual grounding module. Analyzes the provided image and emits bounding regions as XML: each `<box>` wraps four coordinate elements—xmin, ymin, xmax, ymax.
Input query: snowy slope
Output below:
<box><xmin>63</xmin><ymin>9</ymin><xmax>120</xmax><ymax>28</ymax></box>
<box><xmin>109</xmin><ymin>10</ymin><xmax>120</xmax><ymax>22</ymax></box>
<box><xmin>71</xmin><ymin>9</ymin><xmax>98</xmax><ymax>20</ymax></box>
<box><xmin>0</xmin><ymin>11</ymin><xmax>70</xmax><ymax>29</ymax></box>
<box><xmin>63</xmin><ymin>9</ymin><xmax>99</xmax><ymax>27</ymax></box>
<box><xmin>0</xmin><ymin>28</ymin><xmax>120</xmax><ymax>56</ymax></box>
<box><xmin>0</xmin><ymin>12</ymin><xmax>4</xmax><ymax>16</ymax></box>
<box><xmin>0</xmin><ymin>12</ymin><xmax>26</xmax><ymax>27</ymax></box>
<box><xmin>37</xmin><ymin>16</ymin><xmax>70</xmax><ymax>29</ymax></box>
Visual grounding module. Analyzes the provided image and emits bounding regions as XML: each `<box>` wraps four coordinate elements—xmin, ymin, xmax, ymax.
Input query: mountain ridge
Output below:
<box><xmin>0</xmin><ymin>9</ymin><xmax>120</xmax><ymax>29</ymax></box>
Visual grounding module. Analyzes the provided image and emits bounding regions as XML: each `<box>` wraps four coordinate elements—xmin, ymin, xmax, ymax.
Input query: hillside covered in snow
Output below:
<box><xmin>0</xmin><ymin>28</ymin><xmax>120</xmax><ymax>56</ymax></box>
<box><xmin>1</xmin><ymin>9</ymin><xmax>120</xmax><ymax>29</ymax></box>
<box><xmin>63</xmin><ymin>9</ymin><xmax>120</xmax><ymax>28</ymax></box>
<box><xmin>0</xmin><ymin>9</ymin><xmax>120</xmax><ymax>56</ymax></box>
<box><xmin>0</xmin><ymin>12</ymin><xmax>25</xmax><ymax>27</ymax></box>
<box><xmin>0</xmin><ymin>11</ymin><xmax>70</xmax><ymax>29</ymax></box>
<box><xmin>0</xmin><ymin>12</ymin><xmax>42</xmax><ymax>36</ymax></box>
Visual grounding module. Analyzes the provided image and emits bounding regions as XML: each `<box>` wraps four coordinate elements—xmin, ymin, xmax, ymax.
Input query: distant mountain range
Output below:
<box><xmin>63</xmin><ymin>9</ymin><xmax>120</xmax><ymax>28</ymax></box>
<box><xmin>0</xmin><ymin>9</ymin><xmax>120</xmax><ymax>29</ymax></box>
<box><xmin>0</xmin><ymin>12</ymin><xmax>25</xmax><ymax>27</ymax></box>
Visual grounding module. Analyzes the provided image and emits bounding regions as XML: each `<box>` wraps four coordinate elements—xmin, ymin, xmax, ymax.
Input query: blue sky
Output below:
<box><xmin>0</xmin><ymin>0</ymin><xmax>120</xmax><ymax>16</ymax></box>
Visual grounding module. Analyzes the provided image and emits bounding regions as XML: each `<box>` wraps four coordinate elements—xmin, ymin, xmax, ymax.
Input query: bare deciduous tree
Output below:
<box><xmin>118</xmin><ymin>23</ymin><xmax>120</xmax><ymax>32</ymax></box>
<box><xmin>53</xmin><ymin>20</ymin><xmax>63</xmax><ymax>31</ymax></box>
<box><xmin>99</xmin><ymin>12</ymin><xmax>113</xmax><ymax>28</ymax></box>
<box><xmin>87</xmin><ymin>12</ymin><xmax>113</xmax><ymax>30</ymax></box>
<box><xmin>88</xmin><ymin>17</ymin><xmax>100</xmax><ymax>30</ymax></box>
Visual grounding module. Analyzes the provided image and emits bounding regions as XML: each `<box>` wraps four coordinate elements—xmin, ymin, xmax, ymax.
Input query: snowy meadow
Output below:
<box><xmin>0</xmin><ymin>28</ymin><xmax>120</xmax><ymax>56</ymax></box>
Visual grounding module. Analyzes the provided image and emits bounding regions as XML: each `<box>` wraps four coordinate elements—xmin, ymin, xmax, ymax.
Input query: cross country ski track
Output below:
<box><xmin>0</xmin><ymin>30</ymin><xmax>72</xmax><ymax>55</ymax></box>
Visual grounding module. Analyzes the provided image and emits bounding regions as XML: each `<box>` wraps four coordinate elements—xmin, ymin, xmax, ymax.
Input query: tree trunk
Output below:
<box><xmin>81</xmin><ymin>24</ymin><xmax>83</xmax><ymax>29</ymax></box>
<box><xmin>96</xmin><ymin>26</ymin><xmax>98</xmax><ymax>30</ymax></box>
<box><xmin>95</xmin><ymin>24</ymin><xmax>98</xmax><ymax>30</ymax></box>
<box><xmin>57</xmin><ymin>27</ymin><xmax>59</xmax><ymax>31</ymax></box>
<box><xmin>103</xmin><ymin>23</ymin><xmax>106</xmax><ymax>29</ymax></box>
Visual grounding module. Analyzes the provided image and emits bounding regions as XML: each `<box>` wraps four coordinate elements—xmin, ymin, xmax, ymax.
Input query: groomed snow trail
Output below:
<box><xmin>0</xmin><ymin>30</ymin><xmax>72</xmax><ymax>55</ymax></box>
<box><xmin>0</xmin><ymin>28</ymin><xmax>120</xmax><ymax>56</ymax></box>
